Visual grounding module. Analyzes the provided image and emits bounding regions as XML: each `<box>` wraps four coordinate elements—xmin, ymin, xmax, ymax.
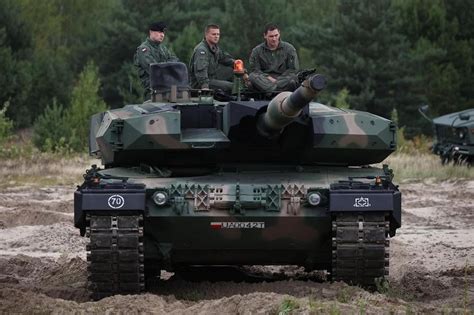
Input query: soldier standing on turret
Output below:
<box><xmin>189</xmin><ymin>24</ymin><xmax>235</xmax><ymax>93</ymax></box>
<box><xmin>248</xmin><ymin>23</ymin><xmax>300</xmax><ymax>93</ymax></box>
<box><xmin>134</xmin><ymin>21</ymin><xmax>179</xmax><ymax>98</ymax></box>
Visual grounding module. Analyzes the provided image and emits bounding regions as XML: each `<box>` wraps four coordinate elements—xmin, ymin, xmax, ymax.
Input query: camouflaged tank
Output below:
<box><xmin>74</xmin><ymin>62</ymin><xmax>401</xmax><ymax>300</ymax></box>
<box><xmin>420</xmin><ymin>105</ymin><xmax>474</xmax><ymax>164</ymax></box>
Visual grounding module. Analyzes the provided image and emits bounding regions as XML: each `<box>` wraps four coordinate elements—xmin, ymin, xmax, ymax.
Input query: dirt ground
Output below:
<box><xmin>0</xmin><ymin>181</ymin><xmax>472</xmax><ymax>314</ymax></box>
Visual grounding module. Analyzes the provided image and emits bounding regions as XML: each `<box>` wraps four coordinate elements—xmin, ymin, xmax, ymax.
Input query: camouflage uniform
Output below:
<box><xmin>190</xmin><ymin>40</ymin><xmax>234</xmax><ymax>92</ymax></box>
<box><xmin>134</xmin><ymin>38</ymin><xmax>179</xmax><ymax>94</ymax></box>
<box><xmin>248</xmin><ymin>41</ymin><xmax>299</xmax><ymax>92</ymax></box>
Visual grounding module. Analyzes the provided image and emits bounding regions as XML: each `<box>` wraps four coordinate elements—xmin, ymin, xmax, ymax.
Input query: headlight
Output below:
<box><xmin>152</xmin><ymin>191</ymin><xmax>168</xmax><ymax>206</ymax></box>
<box><xmin>457</xmin><ymin>127</ymin><xmax>468</xmax><ymax>140</ymax></box>
<box><xmin>307</xmin><ymin>192</ymin><xmax>322</xmax><ymax>206</ymax></box>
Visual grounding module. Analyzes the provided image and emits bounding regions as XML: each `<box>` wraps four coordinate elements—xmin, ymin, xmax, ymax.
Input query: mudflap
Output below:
<box><xmin>328</xmin><ymin>187</ymin><xmax>400</xmax><ymax>287</ymax></box>
<box><xmin>74</xmin><ymin>183</ymin><xmax>147</xmax><ymax>299</ymax></box>
<box><xmin>74</xmin><ymin>184</ymin><xmax>146</xmax><ymax>235</ymax></box>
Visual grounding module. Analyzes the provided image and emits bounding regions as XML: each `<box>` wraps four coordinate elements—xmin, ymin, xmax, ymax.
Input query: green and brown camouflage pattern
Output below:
<box><xmin>90</xmin><ymin>74</ymin><xmax>396</xmax><ymax>167</ymax></box>
<box><xmin>76</xmin><ymin>163</ymin><xmax>399</xmax><ymax>270</ymax></box>
<box><xmin>76</xmin><ymin>63</ymin><xmax>401</xmax><ymax>297</ymax></box>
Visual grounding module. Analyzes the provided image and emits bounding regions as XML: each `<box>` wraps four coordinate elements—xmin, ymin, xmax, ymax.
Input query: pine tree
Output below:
<box><xmin>294</xmin><ymin>0</ymin><xmax>423</xmax><ymax>135</ymax></box>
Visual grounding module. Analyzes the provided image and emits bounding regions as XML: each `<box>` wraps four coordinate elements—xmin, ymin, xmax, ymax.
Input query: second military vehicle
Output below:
<box><xmin>74</xmin><ymin>62</ymin><xmax>401</xmax><ymax>300</ymax></box>
<box><xmin>420</xmin><ymin>105</ymin><xmax>474</xmax><ymax>164</ymax></box>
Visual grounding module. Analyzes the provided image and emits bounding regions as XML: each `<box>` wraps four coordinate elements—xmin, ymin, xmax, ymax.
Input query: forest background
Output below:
<box><xmin>1</xmin><ymin>0</ymin><xmax>473</xmax><ymax>153</ymax></box>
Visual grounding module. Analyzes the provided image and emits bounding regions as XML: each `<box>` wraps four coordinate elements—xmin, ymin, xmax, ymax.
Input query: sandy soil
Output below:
<box><xmin>0</xmin><ymin>182</ymin><xmax>472</xmax><ymax>314</ymax></box>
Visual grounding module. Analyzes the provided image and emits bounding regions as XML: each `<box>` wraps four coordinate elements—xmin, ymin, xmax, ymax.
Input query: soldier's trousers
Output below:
<box><xmin>249</xmin><ymin>73</ymin><xmax>299</xmax><ymax>92</ymax></box>
<box><xmin>209</xmin><ymin>79</ymin><xmax>233</xmax><ymax>93</ymax></box>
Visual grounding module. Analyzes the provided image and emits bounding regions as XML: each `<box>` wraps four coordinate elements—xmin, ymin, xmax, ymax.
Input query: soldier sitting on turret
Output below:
<box><xmin>248</xmin><ymin>23</ymin><xmax>301</xmax><ymax>93</ymax></box>
<box><xmin>189</xmin><ymin>24</ymin><xmax>235</xmax><ymax>93</ymax></box>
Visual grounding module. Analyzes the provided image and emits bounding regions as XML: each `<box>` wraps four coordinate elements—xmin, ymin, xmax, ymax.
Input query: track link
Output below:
<box><xmin>86</xmin><ymin>214</ymin><xmax>144</xmax><ymax>300</ymax></box>
<box><xmin>331</xmin><ymin>213</ymin><xmax>389</xmax><ymax>287</ymax></box>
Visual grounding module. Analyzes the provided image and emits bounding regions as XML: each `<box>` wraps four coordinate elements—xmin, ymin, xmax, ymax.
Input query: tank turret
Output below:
<box><xmin>257</xmin><ymin>75</ymin><xmax>326</xmax><ymax>138</ymax></box>
<box><xmin>89</xmin><ymin>62</ymin><xmax>396</xmax><ymax>168</ymax></box>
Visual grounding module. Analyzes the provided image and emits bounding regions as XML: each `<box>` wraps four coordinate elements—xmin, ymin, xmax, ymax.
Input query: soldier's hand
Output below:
<box><xmin>297</xmin><ymin>68</ymin><xmax>317</xmax><ymax>82</ymax></box>
<box><xmin>267</xmin><ymin>76</ymin><xmax>277</xmax><ymax>83</ymax></box>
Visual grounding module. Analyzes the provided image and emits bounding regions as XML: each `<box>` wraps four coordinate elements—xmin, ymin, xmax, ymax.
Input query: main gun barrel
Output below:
<box><xmin>257</xmin><ymin>74</ymin><xmax>326</xmax><ymax>138</ymax></box>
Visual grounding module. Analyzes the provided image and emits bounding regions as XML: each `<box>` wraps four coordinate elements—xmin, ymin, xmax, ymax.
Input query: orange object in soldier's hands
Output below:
<box><xmin>233</xmin><ymin>59</ymin><xmax>245</xmax><ymax>74</ymax></box>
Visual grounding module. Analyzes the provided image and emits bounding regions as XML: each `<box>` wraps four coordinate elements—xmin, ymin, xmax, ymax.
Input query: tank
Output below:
<box><xmin>74</xmin><ymin>62</ymin><xmax>401</xmax><ymax>300</ymax></box>
<box><xmin>419</xmin><ymin>105</ymin><xmax>474</xmax><ymax>164</ymax></box>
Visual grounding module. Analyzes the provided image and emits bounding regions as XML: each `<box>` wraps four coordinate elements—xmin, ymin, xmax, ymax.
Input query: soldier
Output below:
<box><xmin>134</xmin><ymin>21</ymin><xmax>179</xmax><ymax>97</ymax></box>
<box><xmin>248</xmin><ymin>23</ymin><xmax>300</xmax><ymax>93</ymax></box>
<box><xmin>190</xmin><ymin>24</ymin><xmax>235</xmax><ymax>93</ymax></box>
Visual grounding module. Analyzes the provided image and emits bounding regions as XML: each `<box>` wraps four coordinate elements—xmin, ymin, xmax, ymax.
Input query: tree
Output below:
<box><xmin>296</xmin><ymin>0</ymin><xmax>417</xmax><ymax>122</ymax></box>
<box><xmin>393</xmin><ymin>0</ymin><xmax>474</xmax><ymax>115</ymax></box>
<box><xmin>33</xmin><ymin>62</ymin><xmax>107</xmax><ymax>152</ymax></box>
<box><xmin>65</xmin><ymin>62</ymin><xmax>108</xmax><ymax>151</ymax></box>
<box><xmin>0</xmin><ymin>0</ymin><xmax>33</xmax><ymax>128</ymax></box>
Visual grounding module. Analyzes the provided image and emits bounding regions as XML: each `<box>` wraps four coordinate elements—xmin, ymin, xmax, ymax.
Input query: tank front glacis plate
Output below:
<box><xmin>98</xmin><ymin>166</ymin><xmax>392</xmax><ymax>217</ymax></box>
<box><xmin>74</xmin><ymin>165</ymin><xmax>400</xmax><ymax>267</ymax></box>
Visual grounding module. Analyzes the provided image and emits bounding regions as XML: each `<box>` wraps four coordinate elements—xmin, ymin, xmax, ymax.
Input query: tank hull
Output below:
<box><xmin>75</xmin><ymin>164</ymin><xmax>400</xmax><ymax>299</ymax></box>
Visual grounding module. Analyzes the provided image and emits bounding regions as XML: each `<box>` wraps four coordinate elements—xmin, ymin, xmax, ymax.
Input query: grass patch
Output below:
<box><xmin>0</xmin><ymin>131</ymin><xmax>98</xmax><ymax>187</ymax></box>
<box><xmin>308</xmin><ymin>299</ymin><xmax>326</xmax><ymax>314</ymax></box>
<box><xmin>176</xmin><ymin>290</ymin><xmax>206</xmax><ymax>301</ymax></box>
<box><xmin>374</xmin><ymin>279</ymin><xmax>416</xmax><ymax>302</ymax></box>
<box><xmin>0</xmin><ymin>153</ymin><xmax>96</xmax><ymax>187</ymax></box>
<box><xmin>335</xmin><ymin>286</ymin><xmax>358</xmax><ymax>303</ymax></box>
<box><xmin>278</xmin><ymin>297</ymin><xmax>299</xmax><ymax>315</ymax></box>
<box><xmin>382</xmin><ymin>152</ymin><xmax>474</xmax><ymax>182</ymax></box>
<box><xmin>0</xmin><ymin>138</ymin><xmax>96</xmax><ymax>187</ymax></box>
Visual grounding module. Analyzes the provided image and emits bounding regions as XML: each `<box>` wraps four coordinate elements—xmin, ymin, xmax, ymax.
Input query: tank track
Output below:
<box><xmin>331</xmin><ymin>213</ymin><xmax>389</xmax><ymax>287</ymax></box>
<box><xmin>85</xmin><ymin>214</ymin><xmax>144</xmax><ymax>300</ymax></box>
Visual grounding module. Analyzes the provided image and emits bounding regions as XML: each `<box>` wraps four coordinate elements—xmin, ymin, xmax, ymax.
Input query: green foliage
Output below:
<box><xmin>116</xmin><ymin>62</ymin><xmax>144</xmax><ymax>105</ymax></box>
<box><xmin>395</xmin><ymin>125</ymin><xmax>432</xmax><ymax>154</ymax></box>
<box><xmin>358</xmin><ymin>298</ymin><xmax>366</xmax><ymax>315</ymax></box>
<box><xmin>0</xmin><ymin>138</ymin><xmax>36</xmax><ymax>160</ymax></box>
<box><xmin>64</xmin><ymin>61</ymin><xmax>107</xmax><ymax>151</ymax></box>
<box><xmin>32</xmin><ymin>99</ymin><xmax>69</xmax><ymax>152</ymax></box>
<box><xmin>0</xmin><ymin>101</ymin><xmax>13</xmax><ymax>144</ymax></box>
<box><xmin>278</xmin><ymin>298</ymin><xmax>299</xmax><ymax>315</ymax></box>
<box><xmin>386</xmin><ymin>152</ymin><xmax>474</xmax><ymax>182</ymax></box>
<box><xmin>33</xmin><ymin>62</ymin><xmax>107</xmax><ymax>153</ymax></box>
<box><xmin>335</xmin><ymin>286</ymin><xmax>356</xmax><ymax>303</ymax></box>
<box><xmin>0</xmin><ymin>0</ymin><xmax>473</xmax><ymax>141</ymax></box>
<box><xmin>374</xmin><ymin>277</ymin><xmax>390</xmax><ymax>294</ymax></box>
<box><xmin>298</xmin><ymin>0</ymin><xmax>417</xmax><ymax>121</ymax></box>
<box><xmin>334</xmin><ymin>88</ymin><xmax>350</xmax><ymax>109</ymax></box>
<box><xmin>392</xmin><ymin>107</ymin><xmax>433</xmax><ymax>153</ymax></box>
<box><xmin>391</xmin><ymin>108</ymin><xmax>399</xmax><ymax>125</ymax></box>
<box><xmin>172</xmin><ymin>21</ymin><xmax>202</xmax><ymax>63</ymax></box>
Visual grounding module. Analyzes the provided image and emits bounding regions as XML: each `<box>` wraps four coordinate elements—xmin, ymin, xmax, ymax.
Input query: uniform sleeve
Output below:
<box><xmin>249</xmin><ymin>48</ymin><xmax>262</xmax><ymax>74</ymax></box>
<box><xmin>218</xmin><ymin>50</ymin><xmax>234</xmax><ymax>67</ymax></box>
<box><xmin>192</xmin><ymin>49</ymin><xmax>210</xmax><ymax>88</ymax></box>
<box><xmin>286</xmin><ymin>46</ymin><xmax>299</xmax><ymax>71</ymax></box>
<box><xmin>135</xmin><ymin>46</ymin><xmax>157</xmax><ymax>75</ymax></box>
